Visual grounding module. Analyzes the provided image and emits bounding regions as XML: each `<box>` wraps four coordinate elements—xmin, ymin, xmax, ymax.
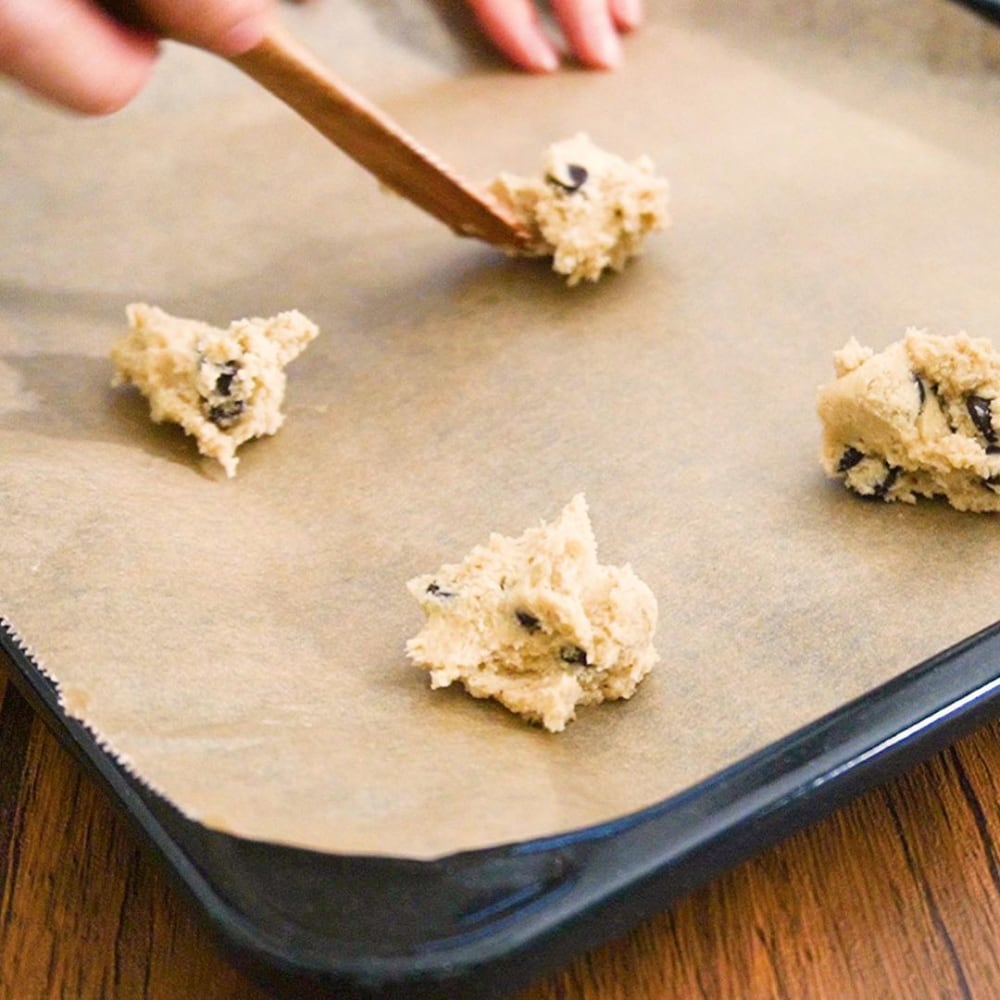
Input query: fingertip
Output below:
<box><xmin>582</xmin><ymin>29</ymin><xmax>622</xmax><ymax>70</ymax></box>
<box><xmin>611</xmin><ymin>0</ymin><xmax>644</xmax><ymax>33</ymax></box>
<box><xmin>552</xmin><ymin>0</ymin><xmax>622</xmax><ymax>70</ymax></box>
<box><xmin>0</xmin><ymin>1</ymin><xmax>159</xmax><ymax>117</ymax></box>
<box><xmin>71</xmin><ymin>36</ymin><xmax>159</xmax><ymax>115</ymax></box>
<box><xmin>519</xmin><ymin>38</ymin><xmax>560</xmax><ymax>73</ymax></box>
<box><xmin>76</xmin><ymin>67</ymin><xmax>154</xmax><ymax>116</ymax></box>
<box><xmin>135</xmin><ymin>0</ymin><xmax>274</xmax><ymax>56</ymax></box>
<box><xmin>465</xmin><ymin>0</ymin><xmax>559</xmax><ymax>73</ymax></box>
<box><xmin>209</xmin><ymin>8</ymin><xmax>271</xmax><ymax>57</ymax></box>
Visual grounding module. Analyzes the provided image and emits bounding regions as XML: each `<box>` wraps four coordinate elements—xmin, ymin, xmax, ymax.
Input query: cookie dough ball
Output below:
<box><xmin>489</xmin><ymin>133</ymin><xmax>670</xmax><ymax>286</ymax></box>
<box><xmin>817</xmin><ymin>329</ymin><xmax>1000</xmax><ymax>512</ymax></box>
<box><xmin>406</xmin><ymin>494</ymin><xmax>659</xmax><ymax>732</ymax></box>
<box><xmin>111</xmin><ymin>304</ymin><xmax>318</xmax><ymax>477</ymax></box>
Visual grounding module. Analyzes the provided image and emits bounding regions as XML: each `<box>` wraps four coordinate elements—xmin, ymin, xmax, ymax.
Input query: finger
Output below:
<box><xmin>135</xmin><ymin>0</ymin><xmax>274</xmax><ymax>57</ymax></box>
<box><xmin>0</xmin><ymin>0</ymin><xmax>158</xmax><ymax>114</ymax></box>
<box><xmin>464</xmin><ymin>0</ymin><xmax>559</xmax><ymax>72</ymax></box>
<box><xmin>551</xmin><ymin>0</ymin><xmax>621</xmax><ymax>68</ymax></box>
<box><xmin>609</xmin><ymin>0</ymin><xmax>643</xmax><ymax>33</ymax></box>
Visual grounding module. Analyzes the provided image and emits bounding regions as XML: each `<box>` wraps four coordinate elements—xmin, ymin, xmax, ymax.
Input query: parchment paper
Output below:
<box><xmin>1</xmin><ymin>1</ymin><xmax>998</xmax><ymax>859</ymax></box>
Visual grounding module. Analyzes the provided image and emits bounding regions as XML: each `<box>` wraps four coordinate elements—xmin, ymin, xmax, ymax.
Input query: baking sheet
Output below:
<box><xmin>1</xmin><ymin>0</ymin><xmax>998</xmax><ymax>859</ymax></box>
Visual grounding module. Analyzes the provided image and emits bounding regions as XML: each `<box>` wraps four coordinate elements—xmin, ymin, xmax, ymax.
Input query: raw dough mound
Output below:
<box><xmin>406</xmin><ymin>494</ymin><xmax>659</xmax><ymax>732</ymax></box>
<box><xmin>817</xmin><ymin>329</ymin><xmax>1000</xmax><ymax>512</ymax></box>
<box><xmin>489</xmin><ymin>133</ymin><xmax>670</xmax><ymax>286</ymax></box>
<box><xmin>111</xmin><ymin>303</ymin><xmax>318</xmax><ymax>477</ymax></box>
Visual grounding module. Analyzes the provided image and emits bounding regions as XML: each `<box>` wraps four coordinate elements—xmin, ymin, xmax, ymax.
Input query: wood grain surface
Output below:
<box><xmin>1</xmin><ymin>666</ymin><xmax>999</xmax><ymax>1000</ymax></box>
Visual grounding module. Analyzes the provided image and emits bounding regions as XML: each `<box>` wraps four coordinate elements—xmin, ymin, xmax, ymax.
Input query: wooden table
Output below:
<box><xmin>2</xmin><ymin>666</ymin><xmax>999</xmax><ymax>999</ymax></box>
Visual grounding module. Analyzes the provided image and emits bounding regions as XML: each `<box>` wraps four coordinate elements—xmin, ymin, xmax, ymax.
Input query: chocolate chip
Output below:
<box><xmin>207</xmin><ymin>400</ymin><xmax>245</xmax><ymax>428</ymax></box>
<box><xmin>837</xmin><ymin>447</ymin><xmax>864</xmax><ymax>473</ymax></box>
<box><xmin>559</xmin><ymin>645</ymin><xmax>588</xmax><ymax>666</ymax></box>
<box><xmin>983</xmin><ymin>475</ymin><xmax>1000</xmax><ymax>494</ymax></box>
<box><xmin>516</xmin><ymin>610</ymin><xmax>541</xmax><ymax>632</ymax></box>
<box><xmin>849</xmin><ymin>458</ymin><xmax>901</xmax><ymax>502</ymax></box>
<box><xmin>967</xmin><ymin>395</ymin><xmax>997</xmax><ymax>443</ymax></box>
<box><xmin>914</xmin><ymin>375</ymin><xmax>926</xmax><ymax>411</ymax></box>
<box><xmin>215</xmin><ymin>362</ymin><xmax>239</xmax><ymax>397</ymax></box>
<box><xmin>546</xmin><ymin>164</ymin><xmax>589</xmax><ymax>194</ymax></box>
<box><xmin>872</xmin><ymin>465</ymin><xmax>901</xmax><ymax>501</ymax></box>
<box><xmin>426</xmin><ymin>582</ymin><xmax>456</xmax><ymax>599</ymax></box>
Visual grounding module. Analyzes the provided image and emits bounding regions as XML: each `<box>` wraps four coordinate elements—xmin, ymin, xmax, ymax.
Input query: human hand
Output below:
<box><xmin>0</xmin><ymin>0</ymin><xmax>274</xmax><ymax>114</ymax></box>
<box><xmin>463</xmin><ymin>0</ymin><xmax>643</xmax><ymax>72</ymax></box>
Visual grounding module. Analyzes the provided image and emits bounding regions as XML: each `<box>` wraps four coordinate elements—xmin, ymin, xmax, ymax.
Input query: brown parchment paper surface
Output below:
<box><xmin>1</xmin><ymin>1</ymin><xmax>999</xmax><ymax>859</ymax></box>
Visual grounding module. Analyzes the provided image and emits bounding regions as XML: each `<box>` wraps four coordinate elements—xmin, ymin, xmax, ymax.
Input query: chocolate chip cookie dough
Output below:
<box><xmin>111</xmin><ymin>304</ymin><xmax>318</xmax><ymax>477</ymax></box>
<box><xmin>406</xmin><ymin>495</ymin><xmax>659</xmax><ymax>732</ymax></box>
<box><xmin>817</xmin><ymin>329</ymin><xmax>1000</xmax><ymax>512</ymax></box>
<box><xmin>489</xmin><ymin>133</ymin><xmax>670</xmax><ymax>286</ymax></box>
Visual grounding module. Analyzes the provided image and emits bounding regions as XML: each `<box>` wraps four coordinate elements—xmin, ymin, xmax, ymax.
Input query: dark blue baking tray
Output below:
<box><xmin>2</xmin><ymin>616</ymin><xmax>999</xmax><ymax>999</ymax></box>
<box><xmin>4</xmin><ymin>2</ymin><xmax>998</xmax><ymax>995</ymax></box>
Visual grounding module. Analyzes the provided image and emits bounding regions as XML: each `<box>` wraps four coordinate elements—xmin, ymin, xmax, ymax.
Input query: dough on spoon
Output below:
<box><xmin>489</xmin><ymin>133</ymin><xmax>670</xmax><ymax>286</ymax></box>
